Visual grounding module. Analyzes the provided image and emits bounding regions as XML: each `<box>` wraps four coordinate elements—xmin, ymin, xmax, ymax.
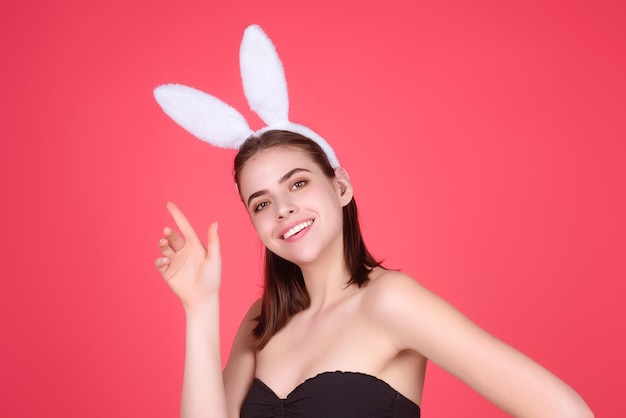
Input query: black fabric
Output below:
<box><xmin>241</xmin><ymin>371</ymin><xmax>421</xmax><ymax>418</ymax></box>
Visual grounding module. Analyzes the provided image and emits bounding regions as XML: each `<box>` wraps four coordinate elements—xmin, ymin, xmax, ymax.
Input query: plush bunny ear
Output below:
<box><xmin>240</xmin><ymin>24</ymin><xmax>289</xmax><ymax>125</ymax></box>
<box><xmin>153</xmin><ymin>25</ymin><xmax>341</xmax><ymax>167</ymax></box>
<box><xmin>239</xmin><ymin>25</ymin><xmax>341</xmax><ymax>168</ymax></box>
<box><xmin>153</xmin><ymin>84</ymin><xmax>253</xmax><ymax>149</ymax></box>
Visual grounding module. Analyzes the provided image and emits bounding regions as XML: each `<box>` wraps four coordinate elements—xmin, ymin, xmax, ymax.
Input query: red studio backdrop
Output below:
<box><xmin>1</xmin><ymin>1</ymin><xmax>624</xmax><ymax>417</ymax></box>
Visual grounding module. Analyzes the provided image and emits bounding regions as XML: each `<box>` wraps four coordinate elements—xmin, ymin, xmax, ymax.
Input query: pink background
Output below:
<box><xmin>2</xmin><ymin>0</ymin><xmax>624</xmax><ymax>416</ymax></box>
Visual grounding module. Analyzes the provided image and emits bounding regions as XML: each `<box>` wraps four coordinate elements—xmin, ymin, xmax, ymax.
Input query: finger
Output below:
<box><xmin>206</xmin><ymin>222</ymin><xmax>221</xmax><ymax>262</ymax></box>
<box><xmin>154</xmin><ymin>256</ymin><xmax>170</xmax><ymax>276</ymax></box>
<box><xmin>158</xmin><ymin>237</ymin><xmax>175</xmax><ymax>257</ymax></box>
<box><xmin>163</xmin><ymin>227</ymin><xmax>185</xmax><ymax>252</ymax></box>
<box><xmin>166</xmin><ymin>201</ymin><xmax>200</xmax><ymax>244</ymax></box>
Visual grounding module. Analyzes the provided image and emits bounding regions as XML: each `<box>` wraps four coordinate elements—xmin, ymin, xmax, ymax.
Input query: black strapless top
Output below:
<box><xmin>241</xmin><ymin>371</ymin><xmax>421</xmax><ymax>417</ymax></box>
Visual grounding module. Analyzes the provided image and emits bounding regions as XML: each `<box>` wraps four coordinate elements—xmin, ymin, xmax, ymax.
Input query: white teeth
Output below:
<box><xmin>282</xmin><ymin>220</ymin><xmax>313</xmax><ymax>239</ymax></box>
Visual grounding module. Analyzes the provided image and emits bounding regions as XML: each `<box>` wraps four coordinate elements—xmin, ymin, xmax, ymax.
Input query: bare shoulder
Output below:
<box><xmin>227</xmin><ymin>299</ymin><xmax>261</xmax><ymax>367</ymax></box>
<box><xmin>362</xmin><ymin>269</ymin><xmax>437</xmax><ymax>321</ymax></box>
<box><xmin>366</xmin><ymin>268</ymin><xmax>427</xmax><ymax>296</ymax></box>
<box><xmin>223</xmin><ymin>298</ymin><xmax>261</xmax><ymax>417</ymax></box>
<box><xmin>243</xmin><ymin>297</ymin><xmax>263</xmax><ymax>321</ymax></box>
<box><xmin>362</xmin><ymin>269</ymin><xmax>594</xmax><ymax>418</ymax></box>
<box><xmin>229</xmin><ymin>297</ymin><xmax>262</xmax><ymax>355</ymax></box>
<box><xmin>362</xmin><ymin>268</ymin><xmax>524</xmax><ymax>357</ymax></box>
<box><xmin>360</xmin><ymin>269</ymin><xmax>437</xmax><ymax>350</ymax></box>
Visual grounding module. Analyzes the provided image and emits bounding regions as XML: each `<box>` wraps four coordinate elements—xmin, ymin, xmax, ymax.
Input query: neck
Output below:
<box><xmin>297</xmin><ymin>239</ymin><xmax>354</xmax><ymax>312</ymax></box>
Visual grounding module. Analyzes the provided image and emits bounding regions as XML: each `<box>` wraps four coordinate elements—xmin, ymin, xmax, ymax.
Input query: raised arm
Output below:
<box><xmin>155</xmin><ymin>202</ymin><xmax>227</xmax><ymax>418</ymax></box>
<box><xmin>367</xmin><ymin>271</ymin><xmax>594</xmax><ymax>418</ymax></box>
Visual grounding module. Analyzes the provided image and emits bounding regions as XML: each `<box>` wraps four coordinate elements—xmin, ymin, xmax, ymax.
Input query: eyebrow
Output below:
<box><xmin>246</xmin><ymin>168</ymin><xmax>312</xmax><ymax>208</ymax></box>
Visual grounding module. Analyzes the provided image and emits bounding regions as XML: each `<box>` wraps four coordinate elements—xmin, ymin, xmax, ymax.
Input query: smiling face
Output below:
<box><xmin>237</xmin><ymin>146</ymin><xmax>351</xmax><ymax>266</ymax></box>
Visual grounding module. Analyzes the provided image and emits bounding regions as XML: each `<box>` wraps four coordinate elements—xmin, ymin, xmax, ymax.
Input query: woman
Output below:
<box><xmin>155</xmin><ymin>129</ymin><xmax>593</xmax><ymax>418</ymax></box>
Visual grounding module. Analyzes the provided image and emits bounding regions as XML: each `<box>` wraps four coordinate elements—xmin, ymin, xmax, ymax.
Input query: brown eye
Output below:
<box><xmin>254</xmin><ymin>201</ymin><xmax>269</xmax><ymax>212</ymax></box>
<box><xmin>291</xmin><ymin>180</ymin><xmax>307</xmax><ymax>190</ymax></box>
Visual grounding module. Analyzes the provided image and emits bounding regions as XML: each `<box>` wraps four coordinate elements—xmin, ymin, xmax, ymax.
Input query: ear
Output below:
<box><xmin>334</xmin><ymin>167</ymin><xmax>354</xmax><ymax>207</ymax></box>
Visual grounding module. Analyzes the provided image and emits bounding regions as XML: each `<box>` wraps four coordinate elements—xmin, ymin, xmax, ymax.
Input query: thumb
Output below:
<box><xmin>206</xmin><ymin>221</ymin><xmax>221</xmax><ymax>261</ymax></box>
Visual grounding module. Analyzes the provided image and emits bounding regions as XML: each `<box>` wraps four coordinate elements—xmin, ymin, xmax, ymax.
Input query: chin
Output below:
<box><xmin>280</xmin><ymin>252</ymin><xmax>320</xmax><ymax>266</ymax></box>
<box><xmin>270</xmin><ymin>245</ymin><xmax>323</xmax><ymax>266</ymax></box>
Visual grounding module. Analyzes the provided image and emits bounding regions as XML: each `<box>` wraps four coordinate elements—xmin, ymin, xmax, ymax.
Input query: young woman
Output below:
<box><xmin>155</xmin><ymin>130</ymin><xmax>593</xmax><ymax>418</ymax></box>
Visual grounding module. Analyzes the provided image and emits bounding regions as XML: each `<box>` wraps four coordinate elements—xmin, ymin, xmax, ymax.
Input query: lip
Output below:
<box><xmin>278</xmin><ymin>218</ymin><xmax>315</xmax><ymax>241</ymax></box>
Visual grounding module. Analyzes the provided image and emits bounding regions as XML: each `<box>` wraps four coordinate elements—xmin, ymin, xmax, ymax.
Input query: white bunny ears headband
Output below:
<box><xmin>153</xmin><ymin>24</ymin><xmax>340</xmax><ymax>168</ymax></box>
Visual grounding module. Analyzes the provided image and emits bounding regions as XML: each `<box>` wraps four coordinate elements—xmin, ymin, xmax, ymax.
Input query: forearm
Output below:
<box><xmin>180</xmin><ymin>295</ymin><xmax>228</xmax><ymax>418</ymax></box>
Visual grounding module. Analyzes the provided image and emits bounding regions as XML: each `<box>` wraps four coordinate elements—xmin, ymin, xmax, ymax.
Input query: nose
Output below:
<box><xmin>276</xmin><ymin>197</ymin><xmax>297</xmax><ymax>220</ymax></box>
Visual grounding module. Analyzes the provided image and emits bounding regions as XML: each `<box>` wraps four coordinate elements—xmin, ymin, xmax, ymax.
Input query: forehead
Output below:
<box><xmin>238</xmin><ymin>147</ymin><xmax>321</xmax><ymax>195</ymax></box>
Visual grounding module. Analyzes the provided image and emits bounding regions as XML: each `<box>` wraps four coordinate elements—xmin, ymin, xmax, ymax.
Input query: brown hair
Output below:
<box><xmin>234</xmin><ymin>130</ymin><xmax>381</xmax><ymax>350</ymax></box>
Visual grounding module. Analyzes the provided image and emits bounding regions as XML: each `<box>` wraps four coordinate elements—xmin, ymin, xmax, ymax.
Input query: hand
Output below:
<box><xmin>155</xmin><ymin>202</ymin><xmax>221</xmax><ymax>311</ymax></box>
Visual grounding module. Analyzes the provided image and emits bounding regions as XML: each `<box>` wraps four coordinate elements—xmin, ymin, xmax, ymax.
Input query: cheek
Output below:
<box><xmin>250</xmin><ymin>215</ymin><xmax>274</xmax><ymax>243</ymax></box>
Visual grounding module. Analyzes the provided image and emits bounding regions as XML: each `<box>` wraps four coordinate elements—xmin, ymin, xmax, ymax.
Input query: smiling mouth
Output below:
<box><xmin>282</xmin><ymin>220</ymin><xmax>314</xmax><ymax>239</ymax></box>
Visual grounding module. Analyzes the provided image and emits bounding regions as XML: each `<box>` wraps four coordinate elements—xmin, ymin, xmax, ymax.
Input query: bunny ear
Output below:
<box><xmin>153</xmin><ymin>25</ymin><xmax>342</xmax><ymax>168</ymax></box>
<box><xmin>240</xmin><ymin>24</ymin><xmax>289</xmax><ymax>125</ymax></box>
<box><xmin>154</xmin><ymin>84</ymin><xmax>253</xmax><ymax>149</ymax></box>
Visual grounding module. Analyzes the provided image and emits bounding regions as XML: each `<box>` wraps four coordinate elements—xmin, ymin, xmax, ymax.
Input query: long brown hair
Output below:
<box><xmin>233</xmin><ymin>130</ymin><xmax>381</xmax><ymax>350</ymax></box>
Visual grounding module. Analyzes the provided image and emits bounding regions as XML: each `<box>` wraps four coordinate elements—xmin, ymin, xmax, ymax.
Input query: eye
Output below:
<box><xmin>254</xmin><ymin>201</ymin><xmax>270</xmax><ymax>212</ymax></box>
<box><xmin>291</xmin><ymin>180</ymin><xmax>307</xmax><ymax>190</ymax></box>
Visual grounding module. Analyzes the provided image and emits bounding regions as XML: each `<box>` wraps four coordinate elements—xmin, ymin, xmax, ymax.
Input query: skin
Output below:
<box><xmin>156</xmin><ymin>147</ymin><xmax>593</xmax><ymax>418</ymax></box>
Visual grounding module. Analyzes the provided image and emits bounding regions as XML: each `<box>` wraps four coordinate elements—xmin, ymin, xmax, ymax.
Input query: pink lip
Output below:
<box><xmin>278</xmin><ymin>218</ymin><xmax>315</xmax><ymax>240</ymax></box>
